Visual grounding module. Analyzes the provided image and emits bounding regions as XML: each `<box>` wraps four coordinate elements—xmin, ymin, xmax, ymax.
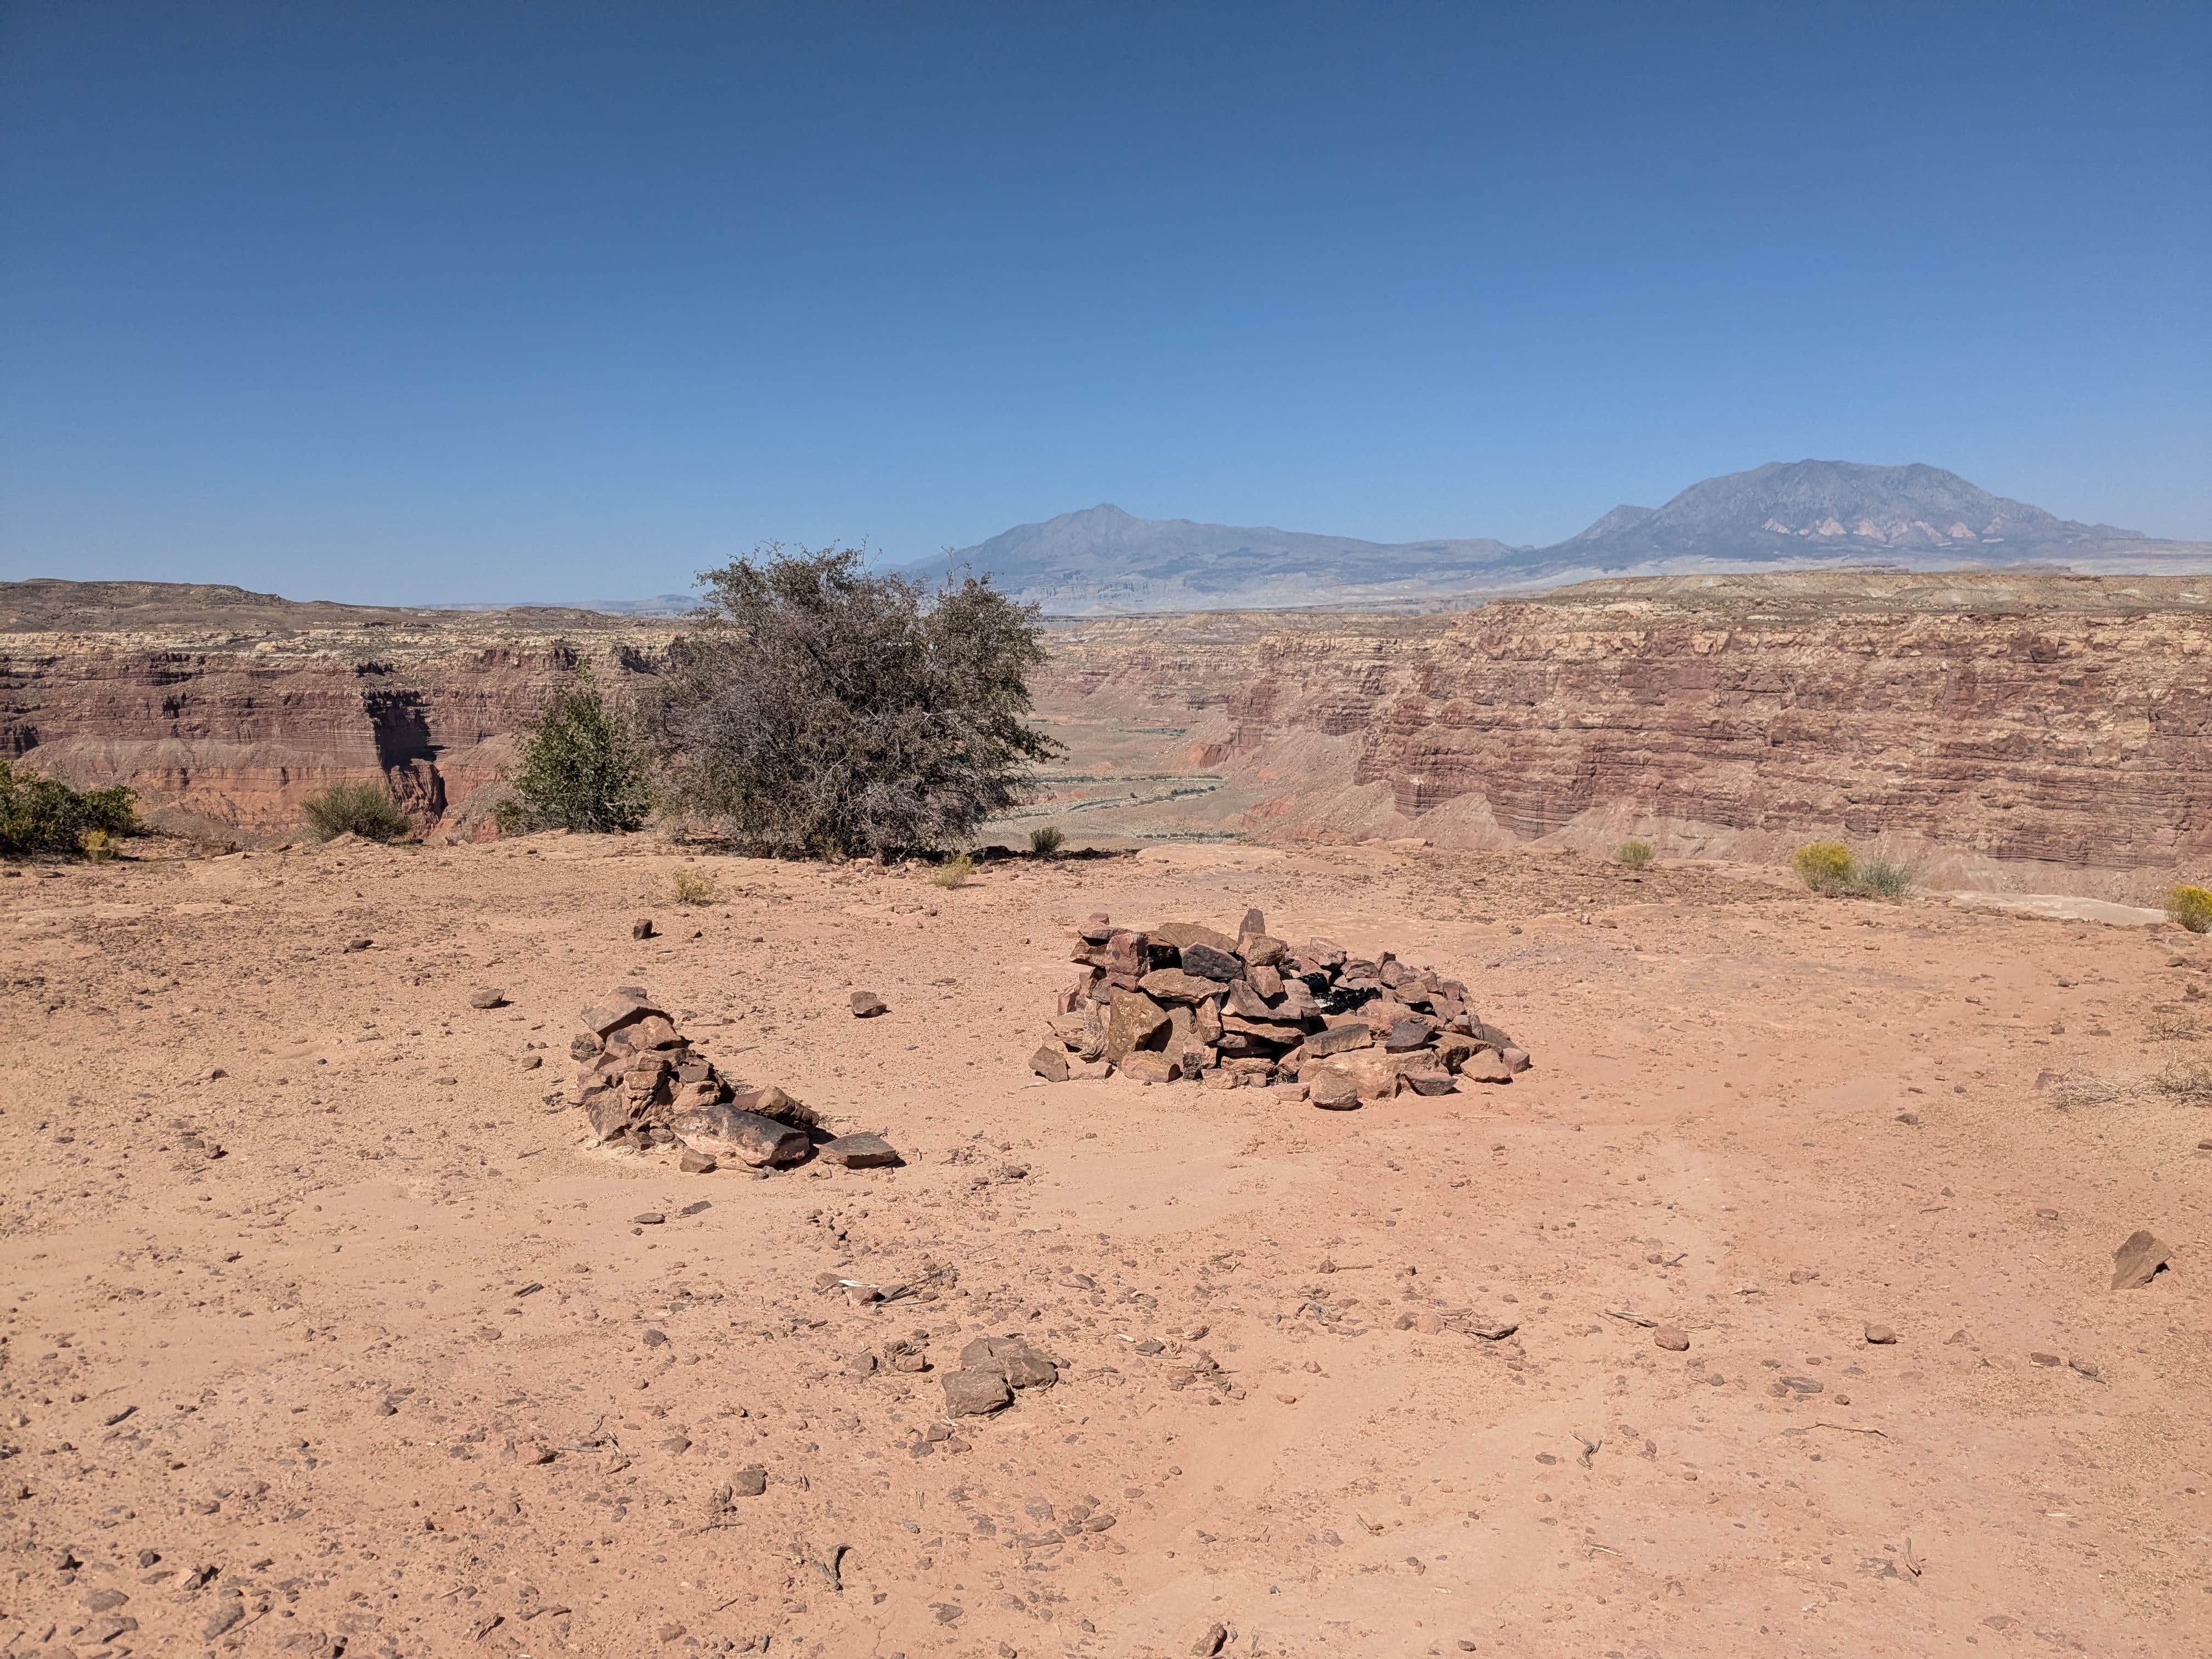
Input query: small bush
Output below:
<box><xmin>932</xmin><ymin>853</ymin><xmax>975</xmax><ymax>889</ymax></box>
<box><xmin>2153</xmin><ymin>1056</ymin><xmax>2212</xmax><ymax>1104</ymax></box>
<box><xmin>2169</xmin><ymin>885</ymin><xmax>2212</xmax><ymax>934</ymax></box>
<box><xmin>1029</xmin><ymin>825</ymin><xmax>1066</xmax><ymax>857</ymax></box>
<box><xmin>1615</xmin><ymin>838</ymin><xmax>1653</xmax><ymax>870</ymax></box>
<box><xmin>2047</xmin><ymin>1071</ymin><xmax>2132</xmax><ymax>1111</ymax></box>
<box><xmin>302</xmin><ymin>780</ymin><xmax>410</xmax><ymax>843</ymax></box>
<box><xmin>1791</xmin><ymin>840</ymin><xmax>1857</xmax><ymax>896</ymax></box>
<box><xmin>81</xmin><ymin>829</ymin><xmax>114</xmax><ymax>862</ymax></box>
<box><xmin>0</xmin><ymin>761</ymin><xmax>139</xmax><ymax>858</ymax></box>
<box><xmin>670</xmin><ymin>867</ymin><xmax>719</xmax><ymax>906</ymax></box>
<box><xmin>1853</xmin><ymin>857</ymin><xmax>1914</xmax><ymax>900</ymax></box>
<box><xmin>499</xmin><ymin>664</ymin><xmax>652</xmax><ymax>834</ymax></box>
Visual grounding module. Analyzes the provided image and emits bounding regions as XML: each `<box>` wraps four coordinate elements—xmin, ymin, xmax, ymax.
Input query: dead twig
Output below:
<box><xmin>1602</xmin><ymin>1309</ymin><xmax>1657</xmax><ymax>1328</ymax></box>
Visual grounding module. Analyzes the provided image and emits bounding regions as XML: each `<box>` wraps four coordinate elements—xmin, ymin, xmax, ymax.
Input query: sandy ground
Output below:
<box><xmin>3</xmin><ymin>835</ymin><xmax>2209</xmax><ymax>1659</ymax></box>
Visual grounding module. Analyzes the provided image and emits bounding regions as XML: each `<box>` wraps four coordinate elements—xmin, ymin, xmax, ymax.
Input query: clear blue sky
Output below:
<box><xmin>3</xmin><ymin>2</ymin><xmax>2206</xmax><ymax>603</ymax></box>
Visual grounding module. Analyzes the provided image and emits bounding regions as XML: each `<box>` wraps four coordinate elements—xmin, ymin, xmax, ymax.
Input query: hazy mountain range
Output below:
<box><xmin>892</xmin><ymin>460</ymin><xmax>2212</xmax><ymax>614</ymax></box>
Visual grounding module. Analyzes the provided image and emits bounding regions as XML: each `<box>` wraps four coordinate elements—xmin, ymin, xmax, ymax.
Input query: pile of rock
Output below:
<box><xmin>569</xmin><ymin>987</ymin><xmax>898</xmax><ymax>1171</ymax></box>
<box><xmin>1032</xmin><ymin>910</ymin><xmax>1530</xmax><ymax>1107</ymax></box>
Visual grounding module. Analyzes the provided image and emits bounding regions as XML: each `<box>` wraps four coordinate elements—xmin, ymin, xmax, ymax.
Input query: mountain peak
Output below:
<box><xmin>907</xmin><ymin>463</ymin><xmax>2193</xmax><ymax>615</ymax></box>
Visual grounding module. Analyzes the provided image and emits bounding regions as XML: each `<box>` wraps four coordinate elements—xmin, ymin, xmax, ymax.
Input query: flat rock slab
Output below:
<box><xmin>850</xmin><ymin>990</ymin><xmax>889</xmax><ymax>1018</ymax></box>
<box><xmin>1305</xmin><ymin>1023</ymin><xmax>1374</xmax><ymax>1058</ymax></box>
<box><xmin>1141</xmin><ymin>968</ymin><xmax>1228</xmax><ymax>1003</ymax></box>
<box><xmin>1179</xmin><ymin>943</ymin><xmax>1245</xmax><ymax>983</ymax></box>
<box><xmin>1949</xmin><ymin>891</ymin><xmax>2170</xmax><ymax>929</ymax></box>
<box><xmin>672</xmin><ymin>1105</ymin><xmax>811</xmax><ymax>1167</ymax></box>
<box><xmin>820</xmin><ymin>1132</ymin><xmax>902</xmax><ymax>1169</ymax></box>
<box><xmin>942</xmin><ymin>1369</ymin><xmax>1013</xmax><ymax>1417</ymax></box>
<box><xmin>2111</xmin><ymin>1229</ymin><xmax>2174</xmax><ymax>1290</ymax></box>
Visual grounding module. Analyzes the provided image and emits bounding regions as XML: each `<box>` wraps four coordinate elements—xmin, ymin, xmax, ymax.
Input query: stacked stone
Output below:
<box><xmin>1031</xmin><ymin>910</ymin><xmax>1531</xmax><ymax>1108</ymax></box>
<box><xmin>570</xmin><ymin>987</ymin><xmax>900</xmax><ymax>1170</ymax></box>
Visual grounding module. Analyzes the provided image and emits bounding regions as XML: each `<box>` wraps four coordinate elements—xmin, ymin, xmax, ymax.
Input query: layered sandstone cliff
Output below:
<box><xmin>1</xmin><ymin>582</ymin><xmax>676</xmax><ymax>842</ymax></box>
<box><xmin>8</xmin><ymin>573</ymin><xmax>2209</xmax><ymax>888</ymax></box>
<box><xmin>1029</xmin><ymin>572</ymin><xmax>2212</xmax><ymax>888</ymax></box>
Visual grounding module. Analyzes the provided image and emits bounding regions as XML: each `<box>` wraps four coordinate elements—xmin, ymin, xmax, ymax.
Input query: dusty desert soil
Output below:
<box><xmin>3</xmin><ymin>835</ymin><xmax>2208</xmax><ymax>1658</ymax></box>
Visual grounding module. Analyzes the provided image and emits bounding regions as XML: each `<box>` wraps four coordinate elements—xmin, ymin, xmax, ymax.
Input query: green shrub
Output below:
<box><xmin>646</xmin><ymin>545</ymin><xmax>1060</xmax><ymax>859</ymax></box>
<box><xmin>932</xmin><ymin>853</ymin><xmax>975</xmax><ymax>889</ymax></box>
<box><xmin>1615</xmin><ymin>838</ymin><xmax>1653</xmax><ymax>870</ymax></box>
<box><xmin>302</xmin><ymin>780</ymin><xmax>410</xmax><ymax>843</ymax></box>
<box><xmin>499</xmin><ymin>664</ymin><xmax>651</xmax><ymax>834</ymax></box>
<box><xmin>1029</xmin><ymin>825</ymin><xmax>1066</xmax><ymax>857</ymax></box>
<box><xmin>0</xmin><ymin>761</ymin><xmax>138</xmax><ymax>858</ymax></box>
<box><xmin>81</xmin><ymin>828</ymin><xmax>114</xmax><ymax>862</ymax></box>
<box><xmin>1852</xmin><ymin>857</ymin><xmax>1914</xmax><ymax>901</ymax></box>
<box><xmin>2168</xmin><ymin>885</ymin><xmax>2212</xmax><ymax>934</ymax></box>
<box><xmin>1790</xmin><ymin>840</ymin><xmax>1857</xmax><ymax>896</ymax></box>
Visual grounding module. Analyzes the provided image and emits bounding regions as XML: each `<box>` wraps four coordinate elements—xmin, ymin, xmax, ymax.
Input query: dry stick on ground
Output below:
<box><xmin>1602</xmin><ymin>1308</ymin><xmax>1658</xmax><ymax>1328</ymax></box>
<box><xmin>1809</xmin><ymin>1423</ymin><xmax>1890</xmax><ymax>1437</ymax></box>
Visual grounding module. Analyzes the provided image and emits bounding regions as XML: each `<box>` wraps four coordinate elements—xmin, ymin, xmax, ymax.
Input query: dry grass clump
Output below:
<box><xmin>1615</xmin><ymin>838</ymin><xmax>1654</xmax><ymax>870</ymax></box>
<box><xmin>670</xmin><ymin>867</ymin><xmax>719</xmax><ymax>906</ymax></box>
<box><xmin>302</xmin><ymin>780</ymin><xmax>410</xmax><ymax>843</ymax></box>
<box><xmin>932</xmin><ymin>853</ymin><xmax>975</xmax><ymax>889</ymax></box>
<box><xmin>1791</xmin><ymin>840</ymin><xmax>1857</xmax><ymax>895</ymax></box>
<box><xmin>1029</xmin><ymin>825</ymin><xmax>1066</xmax><ymax>856</ymax></box>
<box><xmin>2168</xmin><ymin>884</ymin><xmax>2212</xmax><ymax>933</ymax></box>
<box><xmin>1790</xmin><ymin>840</ymin><xmax>1912</xmax><ymax>900</ymax></box>
<box><xmin>2046</xmin><ymin>1071</ymin><xmax>2134</xmax><ymax>1111</ymax></box>
<box><xmin>2153</xmin><ymin>1056</ymin><xmax>2212</xmax><ymax>1104</ymax></box>
<box><xmin>2142</xmin><ymin>1011</ymin><xmax>2203</xmax><ymax>1043</ymax></box>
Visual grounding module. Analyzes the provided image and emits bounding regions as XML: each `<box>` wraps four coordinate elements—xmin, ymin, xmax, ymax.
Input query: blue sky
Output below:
<box><xmin>2</xmin><ymin>2</ymin><xmax>2206</xmax><ymax>603</ymax></box>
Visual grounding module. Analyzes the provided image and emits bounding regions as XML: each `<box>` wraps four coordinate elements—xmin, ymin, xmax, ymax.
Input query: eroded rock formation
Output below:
<box><xmin>7</xmin><ymin>572</ymin><xmax>2210</xmax><ymax>879</ymax></box>
<box><xmin>1030</xmin><ymin>572</ymin><xmax>2212</xmax><ymax>879</ymax></box>
<box><xmin>1</xmin><ymin>582</ymin><xmax>676</xmax><ymax>842</ymax></box>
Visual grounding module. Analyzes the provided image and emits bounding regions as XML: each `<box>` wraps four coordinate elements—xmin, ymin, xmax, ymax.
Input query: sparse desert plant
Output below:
<box><xmin>499</xmin><ymin>663</ymin><xmax>652</xmax><ymax>834</ymax></box>
<box><xmin>932</xmin><ymin>853</ymin><xmax>975</xmax><ymax>889</ymax></box>
<box><xmin>1029</xmin><ymin>825</ymin><xmax>1066</xmax><ymax>857</ymax></box>
<box><xmin>1790</xmin><ymin>840</ymin><xmax>1857</xmax><ymax>896</ymax></box>
<box><xmin>81</xmin><ymin>828</ymin><xmax>114</xmax><ymax>862</ymax></box>
<box><xmin>2153</xmin><ymin>1056</ymin><xmax>2212</xmax><ymax>1104</ymax></box>
<box><xmin>1615</xmin><ymin>838</ymin><xmax>1654</xmax><ymax>870</ymax></box>
<box><xmin>645</xmin><ymin>545</ymin><xmax>1060</xmax><ymax>859</ymax></box>
<box><xmin>0</xmin><ymin>761</ymin><xmax>138</xmax><ymax>859</ymax></box>
<box><xmin>1852</xmin><ymin>856</ymin><xmax>1914</xmax><ymax>900</ymax></box>
<box><xmin>670</xmin><ymin>867</ymin><xmax>719</xmax><ymax>906</ymax></box>
<box><xmin>2046</xmin><ymin>1071</ymin><xmax>2133</xmax><ymax>1111</ymax></box>
<box><xmin>302</xmin><ymin>780</ymin><xmax>411</xmax><ymax>843</ymax></box>
<box><xmin>2168</xmin><ymin>884</ymin><xmax>2212</xmax><ymax>934</ymax></box>
<box><xmin>2142</xmin><ymin>1012</ymin><xmax>2203</xmax><ymax>1043</ymax></box>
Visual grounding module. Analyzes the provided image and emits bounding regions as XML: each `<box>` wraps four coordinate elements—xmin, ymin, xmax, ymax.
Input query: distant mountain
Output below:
<box><xmin>1551</xmin><ymin>460</ymin><xmax>2145</xmax><ymax>570</ymax></box>
<box><xmin>922</xmin><ymin>463</ymin><xmax>2210</xmax><ymax>613</ymax></box>
<box><xmin>908</xmin><ymin>504</ymin><xmax>1532</xmax><ymax>613</ymax></box>
<box><xmin>428</xmin><ymin>594</ymin><xmax>698</xmax><ymax>616</ymax></box>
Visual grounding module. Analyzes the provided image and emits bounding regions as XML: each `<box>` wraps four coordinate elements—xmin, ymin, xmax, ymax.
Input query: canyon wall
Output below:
<box><xmin>1030</xmin><ymin>572</ymin><xmax>2212</xmax><ymax>890</ymax></box>
<box><xmin>8</xmin><ymin>574</ymin><xmax>2210</xmax><ymax>889</ymax></box>
<box><xmin>1</xmin><ymin>584</ymin><xmax>676</xmax><ymax>843</ymax></box>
